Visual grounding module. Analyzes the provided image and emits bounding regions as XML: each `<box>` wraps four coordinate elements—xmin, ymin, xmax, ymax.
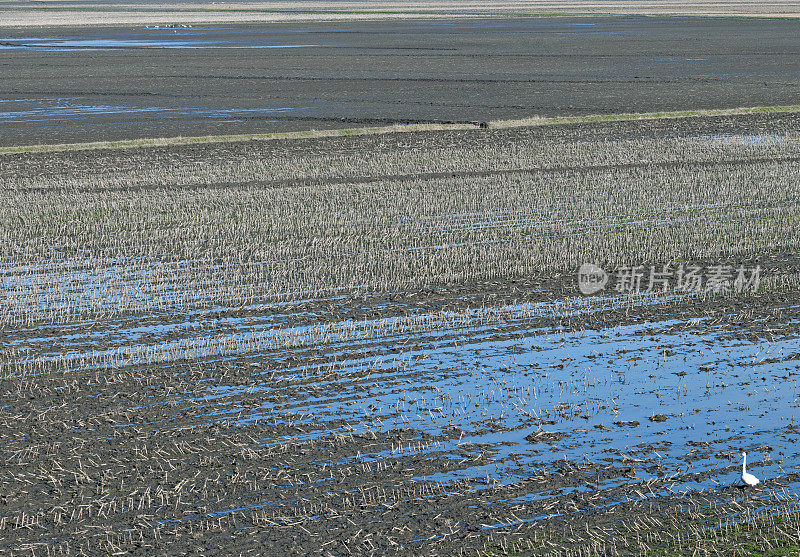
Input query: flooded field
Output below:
<box><xmin>2</xmin><ymin>113</ymin><xmax>800</xmax><ymax>554</ymax></box>
<box><xmin>2</xmin><ymin>16</ymin><xmax>800</xmax><ymax>145</ymax></box>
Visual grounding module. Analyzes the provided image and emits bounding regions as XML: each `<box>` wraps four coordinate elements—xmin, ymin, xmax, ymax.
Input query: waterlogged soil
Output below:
<box><xmin>2</xmin><ymin>114</ymin><xmax>800</xmax><ymax>554</ymax></box>
<box><xmin>2</xmin><ymin>278</ymin><xmax>800</xmax><ymax>555</ymax></box>
<box><xmin>2</xmin><ymin>16</ymin><xmax>800</xmax><ymax>145</ymax></box>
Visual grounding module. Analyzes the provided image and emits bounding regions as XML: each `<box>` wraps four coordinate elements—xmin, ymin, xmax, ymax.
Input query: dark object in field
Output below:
<box><xmin>649</xmin><ymin>414</ymin><xmax>669</xmax><ymax>423</ymax></box>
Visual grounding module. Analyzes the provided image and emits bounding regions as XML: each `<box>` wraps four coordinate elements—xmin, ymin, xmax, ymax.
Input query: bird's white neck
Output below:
<box><xmin>742</xmin><ymin>454</ymin><xmax>747</xmax><ymax>473</ymax></box>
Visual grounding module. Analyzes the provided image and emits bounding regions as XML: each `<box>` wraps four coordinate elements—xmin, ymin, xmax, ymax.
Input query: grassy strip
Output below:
<box><xmin>0</xmin><ymin>123</ymin><xmax>479</xmax><ymax>155</ymax></box>
<box><xmin>3</xmin><ymin>104</ymin><xmax>800</xmax><ymax>155</ymax></box>
<box><xmin>488</xmin><ymin>104</ymin><xmax>800</xmax><ymax>128</ymax></box>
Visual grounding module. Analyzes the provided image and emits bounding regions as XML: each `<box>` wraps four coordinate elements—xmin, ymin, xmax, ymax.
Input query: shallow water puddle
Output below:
<box><xmin>5</xmin><ymin>291</ymin><xmax>686</xmax><ymax>374</ymax></box>
<box><xmin>0</xmin><ymin>97</ymin><xmax>315</xmax><ymax>125</ymax></box>
<box><xmin>207</xmin><ymin>316</ymin><xmax>800</xmax><ymax>499</ymax></box>
<box><xmin>0</xmin><ymin>35</ymin><xmax>326</xmax><ymax>51</ymax></box>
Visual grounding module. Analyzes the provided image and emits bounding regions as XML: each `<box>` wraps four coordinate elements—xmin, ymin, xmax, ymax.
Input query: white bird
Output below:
<box><xmin>741</xmin><ymin>452</ymin><xmax>760</xmax><ymax>487</ymax></box>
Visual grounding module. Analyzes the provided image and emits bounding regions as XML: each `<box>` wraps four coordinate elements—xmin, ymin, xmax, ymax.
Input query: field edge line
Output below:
<box><xmin>3</xmin><ymin>104</ymin><xmax>800</xmax><ymax>154</ymax></box>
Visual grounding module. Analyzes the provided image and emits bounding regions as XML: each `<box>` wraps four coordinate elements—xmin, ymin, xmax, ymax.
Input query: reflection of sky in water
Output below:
<box><xmin>6</xmin><ymin>303</ymin><xmax>800</xmax><ymax>524</ymax></box>
<box><xmin>0</xmin><ymin>97</ymin><xmax>319</xmax><ymax>125</ymax></box>
<box><xmin>192</xmin><ymin>315</ymin><xmax>800</xmax><ymax>498</ymax></box>
<box><xmin>5</xmin><ymin>255</ymin><xmax>799</xmax><ymax>517</ymax></box>
<box><xmin>7</xmin><ymin>292</ymin><xmax>689</xmax><ymax>370</ymax></box>
<box><xmin>0</xmin><ymin>36</ymin><xmax>325</xmax><ymax>51</ymax></box>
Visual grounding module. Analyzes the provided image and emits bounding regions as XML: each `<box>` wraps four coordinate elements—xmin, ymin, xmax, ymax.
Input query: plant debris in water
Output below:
<box><xmin>1</xmin><ymin>113</ymin><xmax>800</xmax><ymax>555</ymax></box>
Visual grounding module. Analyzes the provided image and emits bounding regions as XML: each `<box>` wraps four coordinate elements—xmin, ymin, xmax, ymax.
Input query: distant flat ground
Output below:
<box><xmin>2</xmin><ymin>15</ymin><xmax>800</xmax><ymax>145</ymax></box>
<box><xmin>3</xmin><ymin>1</ymin><xmax>800</xmax><ymax>26</ymax></box>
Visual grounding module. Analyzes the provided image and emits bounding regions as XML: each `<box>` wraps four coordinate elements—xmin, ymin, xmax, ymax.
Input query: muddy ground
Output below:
<box><xmin>2</xmin><ymin>279</ymin><xmax>800</xmax><ymax>556</ymax></box>
<box><xmin>2</xmin><ymin>113</ymin><xmax>800</xmax><ymax>555</ymax></box>
<box><xmin>2</xmin><ymin>16</ymin><xmax>800</xmax><ymax>145</ymax></box>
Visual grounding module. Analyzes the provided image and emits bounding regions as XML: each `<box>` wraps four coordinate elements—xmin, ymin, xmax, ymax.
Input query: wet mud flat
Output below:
<box><xmin>2</xmin><ymin>15</ymin><xmax>800</xmax><ymax>146</ymax></box>
<box><xmin>2</xmin><ymin>113</ymin><xmax>800</xmax><ymax>554</ymax></box>
<box><xmin>3</xmin><ymin>285</ymin><xmax>800</xmax><ymax>555</ymax></box>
